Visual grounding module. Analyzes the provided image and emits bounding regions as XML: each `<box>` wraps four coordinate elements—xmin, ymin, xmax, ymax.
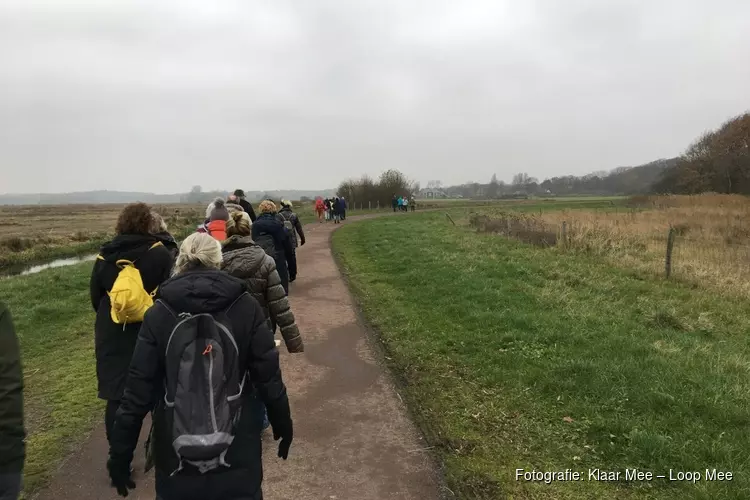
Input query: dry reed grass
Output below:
<box><xmin>473</xmin><ymin>194</ymin><xmax>750</xmax><ymax>295</ymax></box>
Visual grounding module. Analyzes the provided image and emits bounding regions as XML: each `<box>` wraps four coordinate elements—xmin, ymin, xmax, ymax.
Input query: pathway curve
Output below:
<box><xmin>33</xmin><ymin>214</ymin><xmax>443</xmax><ymax>500</ymax></box>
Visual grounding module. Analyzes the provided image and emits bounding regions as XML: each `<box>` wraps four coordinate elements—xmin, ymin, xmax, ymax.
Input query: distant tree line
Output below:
<box><xmin>439</xmin><ymin>159</ymin><xmax>676</xmax><ymax>199</ymax></box>
<box><xmin>337</xmin><ymin>169</ymin><xmax>418</xmax><ymax>207</ymax></box>
<box><xmin>653</xmin><ymin>112</ymin><xmax>750</xmax><ymax>194</ymax></box>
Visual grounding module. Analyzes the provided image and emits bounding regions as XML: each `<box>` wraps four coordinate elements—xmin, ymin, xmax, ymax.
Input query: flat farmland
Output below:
<box><xmin>0</xmin><ymin>203</ymin><xmax>203</xmax><ymax>267</ymax></box>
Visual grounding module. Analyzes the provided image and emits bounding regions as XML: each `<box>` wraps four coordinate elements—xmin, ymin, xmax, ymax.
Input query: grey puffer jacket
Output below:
<box><xmin>221</xmin><ymin>235</ymin><xmax>303</xmax><ymax>353</ymax></box>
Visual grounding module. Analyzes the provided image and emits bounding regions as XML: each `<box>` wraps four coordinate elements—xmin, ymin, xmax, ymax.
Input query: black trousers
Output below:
<box><xmin>105</xmin><ymin>399</ymin><xmax>120</xmax><ymax>444</ymax></box>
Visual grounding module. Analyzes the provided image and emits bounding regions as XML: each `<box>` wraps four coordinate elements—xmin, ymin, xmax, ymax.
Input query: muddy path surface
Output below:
<box><xmin>33</xmin><ymin>214</ymin><xmax>444</xmax><ymax>500</ymax></box>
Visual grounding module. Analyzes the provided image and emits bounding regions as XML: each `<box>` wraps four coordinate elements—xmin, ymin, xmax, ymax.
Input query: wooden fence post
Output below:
<box><xmin>665</xmin><ymin>226</ymin><xmax>676</xmax><ymax>278</ymax></box>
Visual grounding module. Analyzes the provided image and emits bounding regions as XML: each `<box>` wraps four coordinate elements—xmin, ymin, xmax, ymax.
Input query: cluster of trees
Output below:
<box><xmin>654</xmin><ymin>112</ymin><xmax>750</xmax><ymax>194</ymax></box>
<box><xmin>337</xmin><ymin>169</ymin><xmax>417</xmax><ymax>207</ymax></box>
<box><xmin>435</xmin><ymin>112</ymin><xmax>749</xmax><ymax>199</ymax></box>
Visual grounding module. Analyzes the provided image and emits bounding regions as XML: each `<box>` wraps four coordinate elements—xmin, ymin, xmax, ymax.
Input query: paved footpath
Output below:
<box><xmin>34</xmin><ymin>215</ymin><xmax>444</xmax><ymax>500</ymax></box>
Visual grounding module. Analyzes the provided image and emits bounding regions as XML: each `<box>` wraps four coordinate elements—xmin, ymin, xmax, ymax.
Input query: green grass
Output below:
<box><xmin>332</xmin><ymin>211</ymin><xmax>750</xmax><ymax>499</ymax></box>
<box><xmin>0</xmin><ymin>263</ymin><xmax>100</xmax><ymax>494</ymax></box>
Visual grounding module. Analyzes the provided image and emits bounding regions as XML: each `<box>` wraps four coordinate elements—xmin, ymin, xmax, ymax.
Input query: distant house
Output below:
<box><xmin>418</xmin><ymin>188</ymin><xmax>447</xmax><ymax>198</ymax></box>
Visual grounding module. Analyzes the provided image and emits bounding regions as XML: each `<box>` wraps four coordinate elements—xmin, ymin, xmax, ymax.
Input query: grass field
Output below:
<box><xmin>0</xmin><ymin>263</ymin><xmax>99</xmax><ymax>494</ymax></box>
<box><xmin>467</xmin><ymin>195</ymin><xmax>750</xmax><ymax>296</ymax></box>
<box><xmin>0</xmin><ymin>203</ymin><xmax>203</xmax><ymax>268</ymax></box>
<box><xmin>333</xmin><ymin>210</ymin><xmax>749</xmax><ymax>499</ymax></box>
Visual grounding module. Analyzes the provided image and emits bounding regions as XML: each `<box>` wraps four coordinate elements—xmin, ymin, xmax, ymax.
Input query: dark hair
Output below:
<box><xmin>234</xmin><ymin>189</ymin><xmax>245</xmax><ymax>198</ymax></box>
<box><xmin>115</xmin><ymin>202</ymin><xmax>153</xmax><ymax>235</ymax></box>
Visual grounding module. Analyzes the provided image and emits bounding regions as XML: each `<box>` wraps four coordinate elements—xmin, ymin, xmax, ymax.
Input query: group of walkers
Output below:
<box><xmin>0</xmin><ymin>190</ymin><xmax>311</xmax><ymax>500</ymax></box>
<box><xmin>315</xmin><ymin>196</ymin><xmax>347</xmax><ymax>223</ymax></box>
<box><xmin>392</xmin><ymin>194</ymin><xmax>415</xmax><ymax>212</ymax></box>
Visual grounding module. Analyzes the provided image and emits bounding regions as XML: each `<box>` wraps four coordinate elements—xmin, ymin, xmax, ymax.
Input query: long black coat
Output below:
<box><xmin>109</xmin><ymin>269</ymin><xmax>291</xmax><ymax>500</ymax></box>
<box><xmin>90</xmin><ymin>234</ymin><xmax>176</xmax><ymax>401</ymax></box>
<box><xmin>237</xmin><ymin>198</ymin><xmax>257</xmax><ymax>222</ymax></box>
<box><xmin>0</xmin><ymin>302</ymin><xmax>24</xmax><ymax>476</ymax></box>
<box><xmin>252</xmin><ymin>213</ymin><xmax>297</xmax><ymax>292</ymax></box>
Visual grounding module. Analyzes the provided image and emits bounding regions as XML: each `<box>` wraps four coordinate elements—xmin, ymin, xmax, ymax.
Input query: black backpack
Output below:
<box><xmin>159</xmin><ymin>297</ymin><xmax>246</xmax><ymax>474</ymax></box>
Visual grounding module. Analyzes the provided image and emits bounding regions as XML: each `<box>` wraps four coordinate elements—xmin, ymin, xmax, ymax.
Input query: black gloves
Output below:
<box><xmin>107</xmin><ymin>456</ymin><xmax>135</xmax><ymax>497</ymax></box>
<box><xmin>300</xmin><ymin>239</ymin><xmax>306</xmax><ymax>246</ymax></box>
<box><xmin>265</xmin><ymin>394</ymin><xmax>293</xmax><ymax>460</ymax></box>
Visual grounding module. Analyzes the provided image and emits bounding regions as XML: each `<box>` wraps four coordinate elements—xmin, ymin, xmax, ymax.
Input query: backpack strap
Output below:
<box><xmin>155</xmin><ymin>299</ymin><xmax>178</xmax><ymax>319</ymax></box>
<box><xmin>97</xmin><ymin>241</ymin><xmax>163</xmax><ymax>263</ymax></box>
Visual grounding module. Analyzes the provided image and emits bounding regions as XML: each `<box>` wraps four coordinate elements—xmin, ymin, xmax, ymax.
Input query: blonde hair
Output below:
<box><xmin>174</xmin><ymin>233</ymin><xmax>222</xmax><ymax>275</ymax></box>
<box><xmin>226</xmin><ymin>211</ymin><xmax>252</xmax><ymax>237</ymax></box>
<box><xmin>149</xmin><ymin>212</ymin><xmax>168</xmax><ymax>233</ymax></box>
<box><xmin>258</xmin><ymin>200</ymin><xmax>276</xmax><ymax>214</ymax></box>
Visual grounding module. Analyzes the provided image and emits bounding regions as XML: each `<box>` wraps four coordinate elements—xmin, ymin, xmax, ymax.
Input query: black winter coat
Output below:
<box><xmin>252</xmin><ymin>213</ymin><xmax>297</xmax><ymax>293</ymax></box>
<box><xmin>90</xmin><ymin>234</ymin><xmax>176</xmax><ymax>400</ymax></box>
<box><xmin>237</xmin><ymin>198</ymin><xmax>257</xmax><ymax>222</ymax></box>
<box><xmin>0</xmin><ymin>302</ymin><xmax>24</xmax><ymax>475</ymax></box>
<box><xmin>109</xmin><ymin>269</ymin><xmax>291</xmax><ymax>500</ymax></box>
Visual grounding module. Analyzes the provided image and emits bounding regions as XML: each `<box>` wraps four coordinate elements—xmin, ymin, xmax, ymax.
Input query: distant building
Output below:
<box><xmin>418</xmin><ymin>188</ymin><xmax>447</xmax><ymax>198</ymax></box>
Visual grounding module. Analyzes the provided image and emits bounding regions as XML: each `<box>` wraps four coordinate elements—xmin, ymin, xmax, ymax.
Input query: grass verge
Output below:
<box><xmin>0</xmin><ymin>263</ymin><xmax>100</xmax><ymax>494</ymax></box>
<box><xmin>332</xmin><ymin>211</ymin><xmax>750</xmax><ymax>500</ymax></box>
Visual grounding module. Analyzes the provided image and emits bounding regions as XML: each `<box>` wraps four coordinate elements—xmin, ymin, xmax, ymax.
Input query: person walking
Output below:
<box><xmin>106</xmin><ymin>233</ymin><xmax>293</xmax><ymax>500</ymax></box>
<box><xmin>315</xmin><ymin>197</ymin><xmax>325</xmax><ymax>223</ymax></box>
<box><xmin>402</xmin><ymin>197</ymin><xmax>409</xmax><ymax>212</ymax></box>
<box><xmin>90</xmin><ymin>203</ymin><xmax>176</xmax><ymax>449</ymax></box>
<box><xmin>410</xmin><ymin>196</ymin><xmax>416</xmax><ymax>211</ymax></box>
<box><xmin>198</xmin><ymin>198</ymin><xmax>229</xmax><ymax>241</ymax></box>
<box><xmin>338</xmin><ymin>197</ymin><xmax>347</xmax><ymax>221</ymax></box>
<box><xmin>278</xmin><ymin>200</ymin><xmax>305</xmax><ymax>249</ymax></box>
<box><xmin>222</xmin><ymin>212</ymin><xmax>304</xmax><ymax>353</ymax></box>
<box><xmin>0</xmin><ymin>302</ymin><xmax>24</xmax><ymax>500</ymax></box>
<box><xmin>232</xmin><ymin>189</ymin><xmax>257</xmax><ymax>222</ymax></box>
<box><xmin>391</xmin><ymin>195</ymin><xmax>398</xmax><ymax>212</ymax></box>
<box><xmin>331</xmin><ymin>197</ymin><xmax>340</xmax><ymax>224</ymax></box>
<box><xmin>252</xmin><ymin>200</ymin><xmax>297</xmax><ymax>293</ymax></box>
<box><xmin>149</xmin><ymin>212</ymin><xmax>179</xmax><ymax>261</ymax></box>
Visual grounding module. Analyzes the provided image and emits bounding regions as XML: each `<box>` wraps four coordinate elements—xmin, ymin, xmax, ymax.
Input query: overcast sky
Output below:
<box><xmin>1</xmin><ymin>0</ymin><xmax>749</xmax><ymax>194</ymax></box>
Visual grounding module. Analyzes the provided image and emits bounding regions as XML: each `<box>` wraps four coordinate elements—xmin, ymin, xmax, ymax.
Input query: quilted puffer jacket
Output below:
<box><xmin>221</xmin><ymin>235</ymin><xmax>303</xmax><ymax>353</ymax></box>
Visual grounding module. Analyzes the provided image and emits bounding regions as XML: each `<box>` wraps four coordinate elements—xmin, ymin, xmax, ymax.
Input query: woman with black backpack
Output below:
<box><xmin>89</xmin><ymin>203</ymin><xmax>177</xmax><ymax>448</ymax></box>
<box><xmin>107</xmin><ymin>233</ymin><xmax>293</xmax><ymax>500</ymax></box>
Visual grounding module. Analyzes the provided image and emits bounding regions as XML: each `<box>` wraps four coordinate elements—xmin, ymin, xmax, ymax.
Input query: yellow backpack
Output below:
<box><xmin>99</xmin><ymin>242</ymin><xmax>163</xmax><ymax>326</ymax></box>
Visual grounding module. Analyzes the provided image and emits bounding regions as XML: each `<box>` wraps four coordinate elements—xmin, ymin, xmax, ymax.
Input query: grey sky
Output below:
<box><xmin>1</xmin><ymin>0</ymin><xmax>749</xmax><ymax>194</ymax></box>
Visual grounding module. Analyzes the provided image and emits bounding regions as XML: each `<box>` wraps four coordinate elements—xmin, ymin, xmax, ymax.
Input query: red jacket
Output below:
<box><xmin>198</xmin><ymin>220</ymin><xmax>227</xmax><ymax>241</ymax></box>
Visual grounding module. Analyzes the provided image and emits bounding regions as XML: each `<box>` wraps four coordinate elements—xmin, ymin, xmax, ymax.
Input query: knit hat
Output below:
<box><xmin>233</xmin><ymin>189</ymin><xmax>246</xmax><ymax>198</ymax></box>
<box><xmin>208</xmin><ymin>198</ymin><xmax>230</xmax><ymax>222</ymax></box>
<box><xmin>280</xmin><ymin>199</ymin><xmax>293</xmax><ymax>208</ymax></box>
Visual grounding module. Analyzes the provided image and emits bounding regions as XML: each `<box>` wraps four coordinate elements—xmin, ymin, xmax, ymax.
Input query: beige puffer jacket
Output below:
<box><xmin>221</xmin><ymin>235</ymin><xmax>303</xmax><ymax>353</ymax></box>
